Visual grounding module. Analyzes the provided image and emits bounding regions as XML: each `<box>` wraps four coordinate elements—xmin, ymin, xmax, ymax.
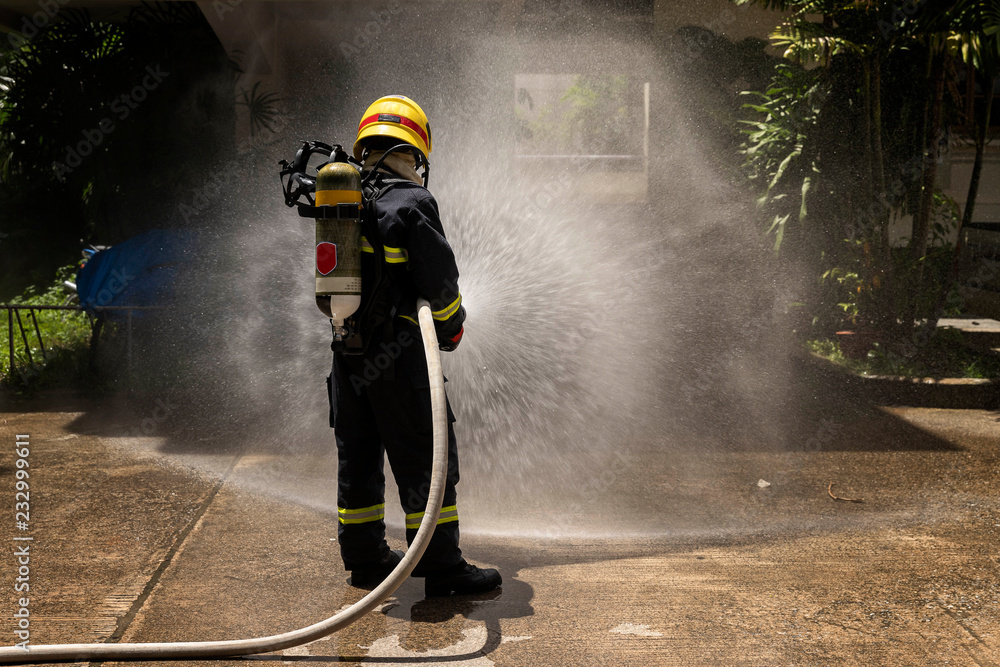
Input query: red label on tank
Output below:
<box><xmin>317</xmin><ymin>242</ymin><xmax>338</xmax><ymax>275</ymax></box>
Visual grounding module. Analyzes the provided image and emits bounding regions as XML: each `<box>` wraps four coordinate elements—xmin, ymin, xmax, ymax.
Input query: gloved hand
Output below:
<box><xmin>439</xmin><ymin>326</ymin><xmax>464</xmax><ymax>352</ymax></box>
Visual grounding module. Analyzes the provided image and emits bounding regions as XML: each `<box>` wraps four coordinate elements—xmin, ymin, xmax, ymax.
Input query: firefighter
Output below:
<box><xmin>328</xmin><ymin>95</ymin><xmax>502</xmax><ymax>596</ymax></box>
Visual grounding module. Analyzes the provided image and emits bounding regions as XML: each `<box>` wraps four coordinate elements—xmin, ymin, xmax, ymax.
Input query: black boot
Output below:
<box><xmin>424</xmin><ymin>562</ymin><xmax>502</xmax><ymax>597</ymax></box>
<box><xmin>349</xmin><ymin>549</ymin><xmax>403</xmax><ymax>589</ymax></box>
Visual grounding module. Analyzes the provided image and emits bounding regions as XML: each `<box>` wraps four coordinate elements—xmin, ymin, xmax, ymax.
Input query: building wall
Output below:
<box><xmin>941</xmin><ymin>146</ymin><xmax>1000</xmax><ymax>225</ymax></box>
<box><xmin>654</xmin><ymin>0</ymin><xmax>781</xmax><ymax>42</ymax></box>
<box><xmin>199</xmin><ymin>1</ymin><xmax>780</xmax><ymax>176</ymax></box>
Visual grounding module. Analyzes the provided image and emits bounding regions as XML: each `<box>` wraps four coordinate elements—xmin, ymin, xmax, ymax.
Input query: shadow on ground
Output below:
<box><xmin>0</xmin><ymin>344</ymin><xmax>965</xmax><ymax>459</ymax></box>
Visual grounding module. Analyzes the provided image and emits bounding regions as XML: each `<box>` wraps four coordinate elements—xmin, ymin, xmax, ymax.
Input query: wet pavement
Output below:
<box><xmin>1</xmin><ymin>386</ymin><xmax>999</xmax><ymax>666</ymax></box>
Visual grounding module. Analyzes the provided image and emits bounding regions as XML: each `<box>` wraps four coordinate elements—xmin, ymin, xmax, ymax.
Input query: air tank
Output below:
<box><xmin>314</xmin><ymin>162</ymin><xmax>363</xmax><ymax>331</ymax></box>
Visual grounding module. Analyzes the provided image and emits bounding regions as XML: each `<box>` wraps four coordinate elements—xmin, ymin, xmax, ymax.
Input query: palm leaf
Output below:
<box><xmin>237</xmin><ymin>81</ymin><xmax>284</xmax><ymax>137</ymax></box>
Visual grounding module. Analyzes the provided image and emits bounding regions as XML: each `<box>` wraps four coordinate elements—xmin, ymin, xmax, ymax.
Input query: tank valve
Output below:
<box><xmin>332</xmin><ymin>321</ymin><xmax>351</xmax><ymax>342</ymax></box>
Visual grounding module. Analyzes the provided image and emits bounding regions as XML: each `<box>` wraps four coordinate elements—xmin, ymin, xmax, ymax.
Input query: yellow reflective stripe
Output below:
<box><xmin>433</xmin><ymin>293</ymin><xmax>462</xmax><ymax>321</ymax></box>
<box><xmin>358</xmin><ymin>238</ymin><xmax>406</xmax><ymax>261</ymax></box>
<box><xmin>338</xmin><ymin>503</ymin><xmax>385</xmax><ymax>525</ymax></box>
<box><xmin>437</xmin><ymin>505</ymin><xmax>459</xmax><ymax>525</ymax></box>
<box><xmin>315</xmin><ymin>189</ymin><xmax>362</xmax><ymax>206</ymax></box>
<box><xmin>384</xmin><ymin>245</ymin><xmax>408</xmax><ymax>263</ymax></box>
<box><xmin>405</xmin><ymin>505</ymin><xmax>458</xmax><ymax>530</ymax></box>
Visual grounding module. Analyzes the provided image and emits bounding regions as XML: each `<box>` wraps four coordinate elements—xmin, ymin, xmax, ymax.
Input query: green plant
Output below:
<box><xmin>809</xmin><ymin>327</ymin><xmax>1000</xmax><ymax>379</ymax></box>
<box><xmin>558</xmin><ymin>75</ymin><xmax>632</xmax><ymax>155</ymax></box>
<box><xmin>515</xmin><ymin>74</ymin><xmax>640</xmax><ymax>156</ymax></box>
<box><xmin>740</xmin><ymin>62</ymin><xmax>824</xmax><ymax>252</ymax></box>
<box><xmin>1</xmin><ymin>264</ymin><xmax>93</xmax><ymax>390</ymax></box>
<box><xmin>820</xmin><ymin>262</ymin><xmax>864</xmax><ymax>326</ymax></box>
<box><xmin>815</xmin><ymin>190</ymin><xmax>959</xmax><ymax>333</ymax></box>
<box><xmin>805</xmin><ymin>337</ymin><xmax>843</xmax><ymax>360</ymax></box>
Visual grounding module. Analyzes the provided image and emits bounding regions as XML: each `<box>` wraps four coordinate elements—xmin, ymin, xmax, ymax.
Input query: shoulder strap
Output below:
<box><xmin>364</xmin><ymin>175</ymin><xmax>414</xmax><ymax>202</ymax></box>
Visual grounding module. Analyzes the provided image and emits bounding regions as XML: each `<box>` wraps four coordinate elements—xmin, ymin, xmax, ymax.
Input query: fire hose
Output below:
<box><xmin>0</xmin><ymin>298</ymin><xmax>447</xmax><ymax>663</ymax></box>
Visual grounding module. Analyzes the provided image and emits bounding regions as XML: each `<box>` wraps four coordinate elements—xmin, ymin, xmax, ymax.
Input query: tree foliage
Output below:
<box><xmin>740</xmin><ymin>62</ymin><xmax>823</xmax><ymax>252</ymax></box>
<box><xmin>733</xmin><ymin>0</ymin><xmax>993</xmax><ymax>336</ymax></box>
<box><xmin>0</xmin><ymin>2</ymin><xmax>236</xmax><ymax>297</ymax></box>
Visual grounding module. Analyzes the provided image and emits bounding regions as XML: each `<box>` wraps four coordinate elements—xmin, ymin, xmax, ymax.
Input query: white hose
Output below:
<box><xmin>0</xmin><ymin>298</ymin><xmax>448</xmax><ymax>663</ymax></box>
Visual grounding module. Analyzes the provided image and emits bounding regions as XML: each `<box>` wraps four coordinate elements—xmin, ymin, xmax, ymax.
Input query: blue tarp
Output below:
<box><xmin>76</xmin><ymin>229</ymin><xmax>195</xmax><ymax>321</ymax></box>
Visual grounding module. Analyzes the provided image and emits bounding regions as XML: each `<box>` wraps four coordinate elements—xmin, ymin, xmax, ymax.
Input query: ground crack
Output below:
<box><xmin>938</xmin><ymin>605</ymin><xmax>998</xmax><ymax>667</ymax></box>
<box><xmin>87</xmin><ymin>454</ymin><xmax>242</xmax><ymax>667</ymax></box>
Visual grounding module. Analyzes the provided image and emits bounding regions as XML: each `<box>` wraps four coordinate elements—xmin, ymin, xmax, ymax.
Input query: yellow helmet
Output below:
<box><xmin>353</xmin><ymin>95</ymin><xmax>432</xmax><ymax>160</ymax></box>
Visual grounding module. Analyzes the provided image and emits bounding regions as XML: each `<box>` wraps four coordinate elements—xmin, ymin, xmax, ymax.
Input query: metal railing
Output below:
<box><xmin>2</xmin><ymin>304</ymin><xmax>159</xmax><ymax>382</ymax></box>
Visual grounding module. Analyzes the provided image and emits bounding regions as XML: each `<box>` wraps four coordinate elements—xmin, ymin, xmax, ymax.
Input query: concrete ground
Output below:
<box><xmin>1</xmin><ymin>382</ymin><xmax>999</xmax><ymax>666</ymax></box>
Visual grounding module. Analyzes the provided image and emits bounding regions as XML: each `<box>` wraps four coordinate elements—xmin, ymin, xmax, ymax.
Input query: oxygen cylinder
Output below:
<box><xmin>314</xmin><ymin>162</ymin><xmax>363</xmax><ymax>332</ymax></box>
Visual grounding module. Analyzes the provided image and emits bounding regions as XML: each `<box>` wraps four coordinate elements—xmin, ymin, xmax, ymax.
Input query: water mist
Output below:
<box><xmin>117</xmin><ymin>4</ymin><xmax>795</xmax><ymax>539</ymax></box>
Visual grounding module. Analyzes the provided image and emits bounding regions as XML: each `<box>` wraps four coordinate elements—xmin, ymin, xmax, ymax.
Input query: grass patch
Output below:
<box><xmin>1</xmin><ymin>264</ymin><xmax>93</xmax><ymax>392</ymax></box>
<box><xmin>807</xmin><ymin>328</ymin><xmax>1000</xmax><ymax>379</ymax></box>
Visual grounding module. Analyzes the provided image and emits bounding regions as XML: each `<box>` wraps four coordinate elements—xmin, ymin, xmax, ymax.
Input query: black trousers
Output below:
<box><xmin>328</xmin><ymin>335</ymin><xmax>462</xmax><ymax>576</ymax></box>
